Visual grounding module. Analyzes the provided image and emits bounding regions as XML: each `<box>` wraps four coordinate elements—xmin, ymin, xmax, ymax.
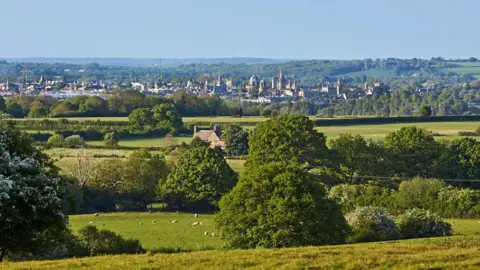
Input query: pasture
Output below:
<box><xmin>7</xmin><ymin>214</ymin><xmax>480</xmax><ymax>269</ymax></box>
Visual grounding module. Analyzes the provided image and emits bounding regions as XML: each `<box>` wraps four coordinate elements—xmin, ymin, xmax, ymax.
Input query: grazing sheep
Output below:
<box><xmin>152</xmin><ymin>220</ymin><xmax>156</xmax><ymax>224</ymax></box>
<box><xmin>194</xmin><ymin>213</ymin><xmax>198</xmax><ymax>218</ymax></box>
<box><xmin>88</xmin><ymin>221</ymin><xmax>94</xmax><ymax>225</ymax></box>
<box><xmin>478</xmin><ymin>221</ymin><xmax>480</xmax><ymax>224</ymax></box>
<box><xmin>94</xmin><ymin>213</ymin><xmax>100</xmax><ymax>217</ymax></box>
<box><xmin>199</xmin><ymin>222</ymin><xmax>203</xmax><ymax>226</ymax></box>
<box><xmin>204</xmin><ymin>231</ymin><xmax>209</xmax><ymax>236</ymax></box>
<box><xmin>211</xmin><ymin>233</ymin><xmax>215</xmax><ymax>237</ymax></box>
<box><xmin>192</xmin><ymin>221</ymin><xmax>200</xmax><ymax>226</ymax></box>
<box><xmin>140</xmin><ymin>222</ymin><xmax>144</xmax><ymax>225</ymax></box>
<box><xmin>171</xmin><ymin>220</ymin><xmax>179</xmax><ymax>224</ymax></box>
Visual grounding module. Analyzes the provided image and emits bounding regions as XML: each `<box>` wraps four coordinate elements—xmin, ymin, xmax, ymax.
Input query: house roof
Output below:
<box><xmin>195</xmin><ymin>130</ymin><xmax>216</xmax><ymax>141</ymax></box>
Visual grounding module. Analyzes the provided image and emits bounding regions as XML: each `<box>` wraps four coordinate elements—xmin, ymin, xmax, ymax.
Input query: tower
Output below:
<box><xmin>336</xmin><ymin>76</ymin><xmax>342</xmax><ymax>96</ymax></box>
<box><xmin>292</xmin><ymin>80</ymin><xmax>296</xmax><ymax>90</ymax></box>
<box><xmin>277</xmin><ymin>69</ymin><xmax>284</xmax><ymax>91</ymax></box>
<box><xmin>216</xmin><ymin>72</ymin><xmax>221</xmax><ymax>87</ymax></box>
<box><xmin>22</xmin><ymin>64</ymin><xmax>28</xmax><ymax>90</ymax></box>
<box><xmin>271</xmin><ymin>77</ymin><xmax>275</xmax><ymax>89</ymax></box>
<box><xmin>5</xmin><ymin>78</ymin><xmax>9</xmax><ymax>91</ymax></box>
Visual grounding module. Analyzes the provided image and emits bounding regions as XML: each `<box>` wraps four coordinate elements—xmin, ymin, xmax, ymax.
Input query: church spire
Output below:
<box><xmin>216</xmin><ymin>72</ymin><xmax>221</xmax><ymax>87</ymax></box>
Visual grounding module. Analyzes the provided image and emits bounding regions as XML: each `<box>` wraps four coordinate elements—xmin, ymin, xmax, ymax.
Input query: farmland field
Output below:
<box><xmin>6</xmin><ymin>215</ymin><xmax>480</xmax><ymax>269</ymax></box>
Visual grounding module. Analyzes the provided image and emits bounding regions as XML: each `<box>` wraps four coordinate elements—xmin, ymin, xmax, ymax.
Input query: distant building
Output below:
<box><xmin>193</xmin><ymin>125</ymin><xmax>224</xmax><ymax>149</ymax></box>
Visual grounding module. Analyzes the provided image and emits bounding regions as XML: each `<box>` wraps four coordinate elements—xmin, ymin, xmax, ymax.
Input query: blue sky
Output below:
<box><xmin>0</xmin><ymin>0</ymin><xmax>478</xmax><ymax>59</ymax></box>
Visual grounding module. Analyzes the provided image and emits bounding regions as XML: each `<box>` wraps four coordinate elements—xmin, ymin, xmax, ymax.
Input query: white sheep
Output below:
<box><xmin>194</xmin><ymin>213</ymin><xmax>198</xmax><ymax>218</ymax></box>
<box><xmin>140</xmin><ymin>222</ymin><xmax>144</xmax><ymax>225</ymax></box>
<box><xmin>88</xmin><ymin>221</ymin><xmax>94</xmax><ymax>225</ymax></box>
<box><xmin>477</xmin><ymin>221</ymin><xmax>480</xmax><ymax>224</ymax></box>
<box><xmin>171</xmin><ymin>220</ymin><xmax>179</xmax><ymax>224</ymax></box>
<box><xmin>94</xmin><ymin>213</ymin><xmax>100</xmax><ymax>217</ymax></box>
<box><xmin>204</xmin><ymin>231</ymin><xmax>209</xmax><ymax>236</ymax></box>
<box><xmin>199</xmin><ymin>222</ymin><xmax>203</xmax><ymax>226</ymax></box>
<box><xmin>211</xmin><ymin>233</ymin><xmax>215</xmax><ymax>237</ymax></box>
<box><xmin>192</xmin><ymin>221</ymin><xmax>200</xmax><ymax>226</ymax></box>
<box><xmin>152</xmin><ymin>220</ymin><xmax>156</xmax><ymax>224</ymax></box>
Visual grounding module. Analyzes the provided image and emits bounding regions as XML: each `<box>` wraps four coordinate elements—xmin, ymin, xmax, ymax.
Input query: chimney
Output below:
<box><xmin>193</xmin><ymin>124</ymin><xmax>197</xmax><ymax>135</ymax></box>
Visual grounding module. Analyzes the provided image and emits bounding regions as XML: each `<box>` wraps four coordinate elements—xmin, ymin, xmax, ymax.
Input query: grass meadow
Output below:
<box><xmin>5</xmin><ymin>214</ymin><xmax>480</xmax><ymax>269</ymax></box>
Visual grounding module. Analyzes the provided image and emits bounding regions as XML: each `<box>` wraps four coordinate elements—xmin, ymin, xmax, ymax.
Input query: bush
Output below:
<box><xmin>396</xmin><ymin>178</ymin><xmax>446</xmax><ymax>210</ymax></box>
<box><xmin>328</xmin><ymin>184</ymin><xmax>395</xmax><ymax>213</ymax></box>
<box><xmin>103</xmin><ymin>132</ymin><xmax>119</xmax><ymax>147</ymax></box>
<box><xmin>346</xmin><ymin>206</ymin><xmax>398</xmax><ymax>243</ymax></box>
<box><xmin>436</xmin><ymin>187</ymin><xmax>480</xmax><ymax>218</ymax></box>
<box><xmin>78</xmin><ymin>225</ymin><xmax>145</xmax><ymax>256</ymax></box>
<box><xmin>65</xmin><ymin>135</ymin><xmax>86</xmax><ymax>148</ymax></box>
<box><xmin>397</xmin><ymin>208</ymin><xmax>452</xmax><ymax>239</ymax></box>
<box><xmin>47</xmin><ymin>134</ymin><xmax>66</xmax><ymax>148</ymax></box>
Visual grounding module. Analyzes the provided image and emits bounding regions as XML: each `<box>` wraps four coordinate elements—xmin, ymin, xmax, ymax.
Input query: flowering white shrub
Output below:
<box><xmin>346</xmin><ymin>206</ymin><xmax>398</xmax><ymax>243</ymax></box>
<box><xmin>397</xmin><ymin>208</ymin><xmax>452</xmax><ymax>239</ymax></box>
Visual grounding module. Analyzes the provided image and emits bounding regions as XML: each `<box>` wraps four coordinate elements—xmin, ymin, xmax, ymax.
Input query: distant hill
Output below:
<box><xmin>0</xmin><ymin>57</ymin><xmax>291</xmax><ymax>67</ymax></box>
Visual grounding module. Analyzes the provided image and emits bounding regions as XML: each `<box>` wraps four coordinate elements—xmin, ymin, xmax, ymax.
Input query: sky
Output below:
<box><xmin>0</xmin><ymin>0</ymin><xmax>478</xmax><ymax>59</ymax></box>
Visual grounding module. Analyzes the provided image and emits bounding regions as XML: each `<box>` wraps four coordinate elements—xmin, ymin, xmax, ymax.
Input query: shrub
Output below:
<box><xmin>346</xmin><ymin>206</ymin><xmax>398</xmax><ymax>243</ymax></box>
<box><xmin>397</xmin><ymin>208</ymin><xmax>452</xmax><ymax>239</ymax></box>
<box><xmin>47</xmin><ymin>134</ymin><xmax>66</xmax><ymax>148</ymax></box>
<box><xmin>436</xmin><ymin>187</ymin><xmax>480</xmax><ymax>218</ymax></box>
<box><xmin>65</xmin><ymin>135</ymin><xmax>86</xmax><ymax>148</ymax></box>
<box><xmin>328</xmin><ymin>184</ymin><xmax>395</xmax><ymax>213</ymax></box>
<box><xmin>78</xmin><ymin>225</ymin><xmax>145</xmax><ymax>256</ymax></box>
<box><xmin>396</xmin><ymin>178</ymin><xmax>446</xmax><ymax>210</ymax></box>
<box><xmin>103</xmin><ymin>132</ymin><xmax>119</xmax><ymax>147</ymax></box>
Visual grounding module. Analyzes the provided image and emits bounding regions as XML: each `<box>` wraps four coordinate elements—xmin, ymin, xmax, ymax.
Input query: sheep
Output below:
<box><xmin>451</xmin><ymin>221</ymin><xmax>455</xmax><ymax>225</ymax></box>
<box><xmin>140</xmin><ymin>222</ymin><xmax>144</xmax><ymax>225</ymax></box>
<box><xmin>171</xmin><ymin>220</ymin><xmax>179</xmax><ymax>224</ymax></box>
<box><xmin>204</xmin><ymin>231</ymin><xmax>209</xmax><ymax>236</ymax></box>
<box><xmin>199</xmin><ymin>222</ymin><xmax>203</xmax><ymax>226</ymax></box>
<box><xmin>94</xmin><ymin>213</ymin><xmax>100</xmax><ymax>217</ymax></box>
<box><xmin>211</xmin><ymin>233</ymin><xmax>215</xmax><ymax>237</ymax></box>
<box><xmin>88</xmin><ymin>221</ymin><xmax>94</xmax><ymax>225</ymax></box>
<box><xmin>194</xmin><ymin>213</ymin><xmax>198</xmax><ymax>218</ymax></box>
<box><xmin>477</xmin><ymin>221</ymin><xmax>480</xmax><ymax>224</ymax></box>
<box><xmin>192</xmin><ymin>221</ymin><xmax>200</xmax><ymax>226</ymax></box>
<box><xmin>152</xmin><ymin>220</ymin><xmax>156</xmax><ymax>224</ymax></box>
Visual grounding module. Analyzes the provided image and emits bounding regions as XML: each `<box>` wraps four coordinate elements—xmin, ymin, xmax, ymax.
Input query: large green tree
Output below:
<box><xmin>151</xmin><ymin>103</ymin><xmax>183</xmax><ymax>133</ymax></box>
<box><xmin>128</xmin><ymin>108</ymin><xmax>154</xmax><ymax>130</ymax></box>
<box><xmin>161</xmin><ymin>146</ymin><xmax>237</xmax><ymax>210</ymax></box>
<box><xmin>215</xmin><ymin>164</ymin><xmax>349</xmax><ymax>248</ymax></box>
<box><xmin>383</xmin><ymin>126</ymin><xmax>440</xmax><ymax>178</ymax></box>
<box><xmin>329</xmin><ymin>133</ymin><xmax>394</xmax><ymax>183</ymax></box>
<box><xmin>247</xmin><ymin>115</ymin><xmax>330</xmax><ymax>170</ymax></box>
<box><xmin>0</xmin><ymin>122</ymin><xmax>67</xmax><ymax>261</ymax></box>
<box><xmin>223</xmin><ymin>125</ymin><xmax>249</xmax><ymax>156</ymax></box>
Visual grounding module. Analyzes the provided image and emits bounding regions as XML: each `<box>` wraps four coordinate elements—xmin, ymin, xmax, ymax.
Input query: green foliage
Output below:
<box><xmin>65</xmin><ymin>135</ymin><xmax>86</xmax><ymax>148</ymax></box>
<box><xmin>162</xmin><ymin>146</ymin><xmax>237</xmax><ymax>210</ymax></box>
<box><xmin>87</xmin><ymin>149</ymin><xmax>168</xmax><ymax>211</ymax></box>
<box><xmin>247</xmin><ymin>115</ymin><xmax>330</xmax><ymax>170</ymax></box>
<box><xmin>27</xmin><ymin>107</ymin><xmax>49</xmax><ymax>118</ymax></box>
<box><xmin>396</xmin><ymin>178</ymin><xmax>446</xmax><ymax>210</ymax></box>
<box><xmin>6</xmin><ymin>102</ymin><xmax>24</xmax><ymax>118</ymax></box>
<box><xmin>222</xmin><ymin>125</ymin><xmax>249</xmax><ymax>156</ymax></box>
<box><xmin>103</xmin><ymin>132</ymin><xmax>119</xmax><ymax>148</ymax></box>
<box><xmin>397</xmin><ymin>209</ymin><xmax>452</xmax><ymax>239</ymax></box>
<box><xmin>384</xmin><ymin>126</ymin><xmax>440</xmax><ymax>177</ymax></box>
<box><xmin>329</xmin><ymin>134</ymin><xmax>393</xmax><ymax>183</ymax></box>
<box><xmin>0</xmin><ymin>122</ymin><xmax>67</xmax><ymax>261</ymax></box>
<box><xmin>47</xmin><ymin>134</ymin><xmax>66</xmax><ymax>148</ymax></box>
<box><xmin>151</xmin><ymin>103</ymin><xmax>183</xmax><ymax>133</ymax></box>
<box><xmin>128</xmin><ymin>108</ymin><xmax>154</xmax><ymax>130</ymax></box>
<box><xmin>346</xmin><ymin>207</ymin><xmax>398</xmax><ymax>243</ymax></box>
<box><xmin>78</xmin><ymin>225</ymin><xmax>145</xmax><ymax>256</ymax></box>
<box><xmin>215</xmin><ymin>164</ymin><xmax>349</xmax><ymax>249</ymax></box>
<box><xmin>418</xmin><ymin>105</ymin><xmax>432</xmax><ymax>117</ymax></box>
<box><xmin>0</xmin><ymin>96</ymin><xmax>6</xmax><ymax>112</ymax></box>
<box><xmin>436</xmin><ymin>187</ymin><xmax>480</xmax><ymax>218</ymax></box>
<box><xmin>328</xmin><ymin>184</ymin><xmax>396</xmax><ymax>213</ymax></box>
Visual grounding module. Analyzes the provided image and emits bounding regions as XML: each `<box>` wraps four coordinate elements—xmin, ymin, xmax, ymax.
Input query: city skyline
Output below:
<box><xmin>0</xmin><ymin>0</ymin><xmax>479</xmax><ymax>59</ymax></box>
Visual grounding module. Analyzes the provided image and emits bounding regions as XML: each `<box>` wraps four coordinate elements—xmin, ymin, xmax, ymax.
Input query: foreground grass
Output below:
<box><xmin>5</xmin><ymin>236</ymin><xmax>480</xmax><ymax>269</ymax></box>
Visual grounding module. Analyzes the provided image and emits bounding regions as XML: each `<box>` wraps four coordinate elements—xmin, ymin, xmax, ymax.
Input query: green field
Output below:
<box><xmin>69</xmin><ymin>213</ymin><xmax>223</xmax><ymax>250</ymax></box>
<box><xmin>86</xmin><ymin>136</ymin><xmax>193</xmax><ymax>148</ymax></box>
<box><xmin>6</xmin><ymin>214</ymin><xmax>480</xmax><ymax>269</ymax></box>
<box><xmin>442</xmin><ymin>62</ymin><xmax>480</xmax><ymax>78</ymax></box>
<box><xmin>316</xmin><ymin>121</ymin><xmax>480</xmax><ymax>140</ymax></box>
